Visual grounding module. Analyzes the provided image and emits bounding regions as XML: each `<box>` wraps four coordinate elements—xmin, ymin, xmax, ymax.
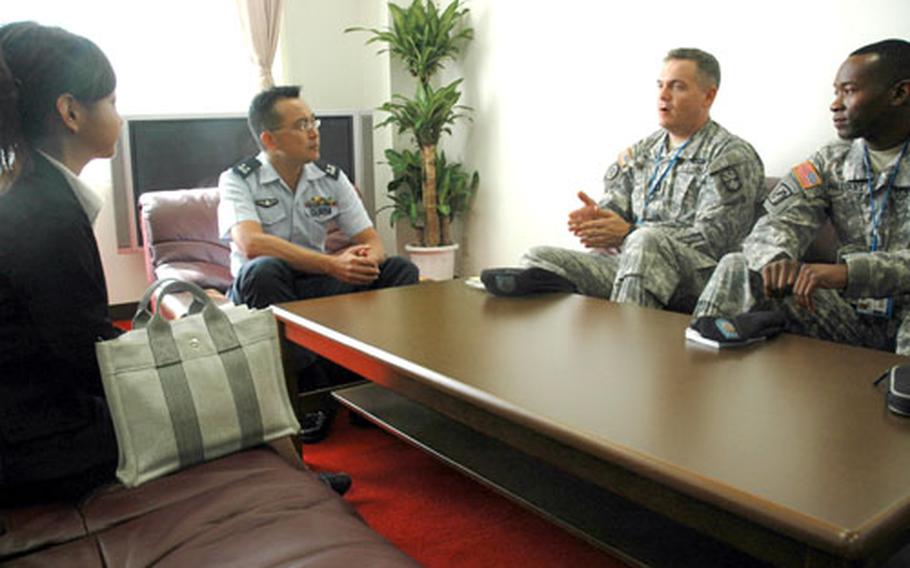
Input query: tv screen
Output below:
<box><xmin>127</xmin><ymin>117</ymin><xmax>257</xmax><ymax>192</ymax></box>
<box><xmin>112</xmin><ymin>113</ymin><xmax>361</xmax><ymax>248</ymax></box>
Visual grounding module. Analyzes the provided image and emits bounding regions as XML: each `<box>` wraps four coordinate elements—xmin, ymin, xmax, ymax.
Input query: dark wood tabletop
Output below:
<box><xmin>272</xmin><ymin>280</ymin><xmax>910</xmax><ymax>561</ymax></box>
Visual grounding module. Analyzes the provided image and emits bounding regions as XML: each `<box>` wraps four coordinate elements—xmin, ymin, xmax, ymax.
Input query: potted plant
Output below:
<box><xmin>348</xmin><ymin>0</ymin><xmax>478</xmax><ymax>280</ymax></box>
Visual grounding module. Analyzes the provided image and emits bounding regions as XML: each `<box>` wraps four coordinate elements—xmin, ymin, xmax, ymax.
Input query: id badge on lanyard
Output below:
<box><xmin>856</xmin><ymin>297</ymin><xmax>894</xmax><ymax>318</ymax></box>
<box><xmin>640</xmin><ymin>136</ymin><xmax>690</xmax><ymax>224</ymax></box>
<box><xmin>854</xmin><ymin>141</ymin><xmax>909</xmax><ymax>319</ymax></box>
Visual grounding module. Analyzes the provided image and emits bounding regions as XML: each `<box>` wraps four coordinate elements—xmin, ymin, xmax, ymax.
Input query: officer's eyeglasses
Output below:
<box><xmin>273</xmin><ymin>118</ymin><xmax>321</xmax><ymax>132</ymax></box>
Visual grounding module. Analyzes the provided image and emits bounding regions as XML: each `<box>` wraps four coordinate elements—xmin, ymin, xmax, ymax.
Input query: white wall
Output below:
<box><xmin>455</xmin><ymin>0</ymin><xmax>910</xmax><ymax>276</ymax></box>
<box><xmin>278</xmin><ymin>0</ymin><xmax>396</xmax><ymax>253</ymax></box>
<box><xmin>279</xmin><ymin>0</ymin><xmax>390</xmax><ymax>111</ymax></box>
<box><xmin>8</xmin><ymin>1</ymin><xmax>906</xmax><ymax>301</ymax></box>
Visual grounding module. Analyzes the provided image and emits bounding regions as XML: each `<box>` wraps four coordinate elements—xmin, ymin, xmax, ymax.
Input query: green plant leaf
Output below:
<box><xmin>351</xmin><ymin>1</ymin><xmax>478</xmax><ymax>243</ymax></box>
<box><xmin>347</xmin><ymin>0</ymin><xmax>474</xmax><ymax>86</ymax></box>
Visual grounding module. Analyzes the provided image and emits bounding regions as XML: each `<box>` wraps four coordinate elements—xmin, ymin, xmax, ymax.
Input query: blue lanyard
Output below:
<box><xmin>863</xmin><ymin>140</ymin><xmax>908</xmax><ymax>252</ymax></box>
<box><xmin>643</xmin><ymin>136</ymin><xmax>691</xmax><ymax>216</ymax></box>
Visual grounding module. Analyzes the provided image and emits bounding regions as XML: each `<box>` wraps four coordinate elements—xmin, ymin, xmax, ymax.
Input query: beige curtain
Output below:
<box><xmin>236</xmin><ymin>0</ymin><xmax>284</xmax><ymax>89</ymax></box>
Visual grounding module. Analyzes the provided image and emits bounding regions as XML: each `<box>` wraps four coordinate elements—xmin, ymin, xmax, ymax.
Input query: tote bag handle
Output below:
<box><xmin>132</xmin><ymin>278</ymin><xmax>211</xmax><ymax>329</ymax></box>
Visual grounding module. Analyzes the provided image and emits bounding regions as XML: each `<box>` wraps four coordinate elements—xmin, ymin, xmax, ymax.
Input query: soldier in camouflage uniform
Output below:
<box><xmin>693</xmin><ymin>39</ymin><xmax>910</xmax><ymax>354</ymax></box>
<box><xmin>483</xmin><ymin>48</ymin><xmax>764</xmax><ymax>312</ymax></box>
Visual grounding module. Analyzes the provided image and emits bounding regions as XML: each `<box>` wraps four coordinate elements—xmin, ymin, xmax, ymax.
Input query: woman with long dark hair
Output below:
<box><xmin>0</xmin><ymin>22</ymin><xmax>123</xmax><ymax>505</ymax></box>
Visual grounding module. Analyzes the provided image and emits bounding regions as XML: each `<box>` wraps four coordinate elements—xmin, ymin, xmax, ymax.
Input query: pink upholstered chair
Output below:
<box><xmin>138</xmin><ymin>187</ymin><xmax>358</xmax><ymax>318</ymax></box>
<box><xmin>138</xmin><ymin>188</ymin><xmax>232</xmax><ymax>318</ymax></box>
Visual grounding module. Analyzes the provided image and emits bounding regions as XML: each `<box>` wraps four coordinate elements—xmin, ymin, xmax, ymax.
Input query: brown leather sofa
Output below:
<box><xmin>1</xmin><ymin>447</ymin><xmax>417</xmax><ymax>567</ymax></box>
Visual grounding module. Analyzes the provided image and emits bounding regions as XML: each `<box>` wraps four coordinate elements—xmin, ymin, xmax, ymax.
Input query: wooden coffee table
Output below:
<box><xmin>272</xmin><ymin>280</ymin><xmax>910</xmax><ymax>567</ymax></box>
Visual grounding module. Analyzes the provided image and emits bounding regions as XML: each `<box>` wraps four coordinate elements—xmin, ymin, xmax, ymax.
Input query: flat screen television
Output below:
<box><xmin>111</xmin><ymin>111</ymin><xmax>374</xmax><ymax>250</ymax></box>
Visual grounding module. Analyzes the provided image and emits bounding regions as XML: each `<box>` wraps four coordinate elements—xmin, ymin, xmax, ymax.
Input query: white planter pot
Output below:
<box><xmin>405</xmin><ymin>243</ymin><xmax>459</xmax><ymax>281</ymax></box>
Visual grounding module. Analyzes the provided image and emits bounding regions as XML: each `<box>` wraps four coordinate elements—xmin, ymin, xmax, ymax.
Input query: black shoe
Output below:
<box><xmin>299</xmin><ymin>410</ymin><xmax>333</xmax><ymax>444</ymax></box>
<box><xmin>480</xmin><ymin>267</ymin><xmax>577</xmax><ymax>296</ymax></box>
<box><xmin>317</xmin><ymin>471</ymin><xmax>352</xmax><ymax>496</ymax></box>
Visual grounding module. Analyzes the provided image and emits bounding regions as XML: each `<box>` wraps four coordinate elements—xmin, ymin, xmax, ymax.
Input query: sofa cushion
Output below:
<box><xmin>2</xmin><ymin>537</ymin><xmax>101</xmax><ymax>567</ymax></box>
<box><xmin>1</xmin><ymin>448</ymin><xmax>417</xmax><ymax>567</ymax></box>
<box><xmin>139</xmin><ymin>189</ymin><xmax>231</xmax><ymax>291</ymax></box>
<box><xmin>0</xmin><ymin>503</ymin><xmax>87</xmax><ymax>560</ymax></box>
<box><xmin>85</xmin><ymin>448</ymin><xmax>417</xmax><ymax>567</ymax></box>
<box><xmin>140</xmin><ymin>189</ymin><xmax>224</xmax><ymax>252</ymax></box>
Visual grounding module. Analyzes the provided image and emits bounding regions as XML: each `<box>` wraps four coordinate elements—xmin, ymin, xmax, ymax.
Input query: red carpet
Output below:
<box><xmin>304</xmin><ymin>409</ymin><xmax>627</xmax><ymax>568</ymax></box>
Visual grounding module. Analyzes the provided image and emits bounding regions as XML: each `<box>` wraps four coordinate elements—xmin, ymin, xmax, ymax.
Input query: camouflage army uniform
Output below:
<box><xmin>524</xmin><ymin>120</ymin><xmax>764</xmax><ymax>310</ymax></box>
<box><xmin>694</xmin><ymin>137</ymin><xmax>910</xmax><ymax>354</ymax></box>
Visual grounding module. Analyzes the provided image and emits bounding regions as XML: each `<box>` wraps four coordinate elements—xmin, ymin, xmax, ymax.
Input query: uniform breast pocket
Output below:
<box><xmin>884</xmin><ymin>187</ymin><xmax>910</xmax><ymax>247</ymax></box>
<box><xmin>826</xmin><ymin>183</ymin><xmax>866</xmax><ymax>239</ymax></box>
<box><xmin>311</xmin><ymin>208</ymin><xmax>339</xmax><ymax>225</ymax></box>
<box><xmin>668</xmin><ymin>162</ymin><xmax>704</xmax><ymax>217</ymax></box>
<box><xmin>255</xmin><ymin>198</ymin><xmax>287</xmax><ymax>226</ymax></box>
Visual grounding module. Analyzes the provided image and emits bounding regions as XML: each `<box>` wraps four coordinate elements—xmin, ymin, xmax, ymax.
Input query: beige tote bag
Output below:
<box><xmin>96</xmin><ymin>279</ymin><xmax>300</xmax><ymax>487</ymax></box>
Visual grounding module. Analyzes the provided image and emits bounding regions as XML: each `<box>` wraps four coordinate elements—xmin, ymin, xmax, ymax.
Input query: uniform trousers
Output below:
<box><xmin>524</xmin><ymin>227</ymin><xmax>716</xmax><ymax>313</ymax></box>
<box><xmin>693</xmin><ymin>252</ymin><xmax>909</xmax><ymax>354</ymax></box>
<box><xmin>229</xmin><ymin>255</ymin><xmax>418</xmax><ymax>308</ymax></box>
<box><xmin>228</xmin><ymin>255</ymin><xmax>419</xmax><ymax>388</ymax></box>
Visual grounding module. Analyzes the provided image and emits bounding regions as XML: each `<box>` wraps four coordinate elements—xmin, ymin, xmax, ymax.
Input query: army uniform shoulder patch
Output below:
<box><xmin>717</xmin><ymin>166</ymin><xmax>742</xmax><ymax>193</ymax></box>
<box><xmin>792</xmin><ymin>161</ymin><xmax>822</xmax><ymax>191</ymax></box>
<box><xmin>315</xmin><ymin>161</ymin><xmax>340</xmax><ymax>180</ymax></box>
<box><xmin>605</xmin><ymin>162</ymin><xmax>620</xmax><ymax>181</ymax></box>
<box><xmin>764</xmin><ymin>180</ymin><xmax>800</xmax><ymax>214</ymax></box>
<box><xmin>232</xmin><ymin>156</ymin><xmax>261</xmax><ymax>178</ymax></box>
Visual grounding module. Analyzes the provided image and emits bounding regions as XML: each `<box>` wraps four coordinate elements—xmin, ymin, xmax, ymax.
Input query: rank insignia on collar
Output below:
<box><xmin>315</xmin><ymin>161</ymin><xmax>340</xmax><ymax>180</ymax></box>
<box><xmin>792</xmin><ymin>161</ymin><xmax>821</xmax><ymax>191</ymax></box>
<box><xmin>232</xmin><ymin>156</ymin><xmax>262</xmax><ymax>178</ymax></box>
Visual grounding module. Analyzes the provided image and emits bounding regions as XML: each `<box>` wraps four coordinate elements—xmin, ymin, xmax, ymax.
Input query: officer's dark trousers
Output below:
<box><xmin>228</xmin><ymin>255</ymin><xmax>419</xmax><ymax>389</ymax></box>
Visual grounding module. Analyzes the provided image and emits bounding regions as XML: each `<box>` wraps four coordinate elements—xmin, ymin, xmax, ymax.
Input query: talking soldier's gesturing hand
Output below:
<box><xmin>568</xmin><ymin>191</ymin><xmax>632</xmax><ymax>249</ymax></box>
<box><xmin>567</xmin><ymin>191</ymin><xmax>601</xmax><ymax>227</ymax></box>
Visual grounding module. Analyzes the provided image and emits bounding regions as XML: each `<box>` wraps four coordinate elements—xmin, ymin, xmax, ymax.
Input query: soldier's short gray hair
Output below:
<box><xmin>665</xmin><ymin>48</ymin><xmax>721</xmax><ymax>89</ymax></box>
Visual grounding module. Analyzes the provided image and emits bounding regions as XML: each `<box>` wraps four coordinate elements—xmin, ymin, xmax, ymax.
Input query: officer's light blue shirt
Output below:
<box><xmin>218</xmin><ymin>151</ymin><xmax>372</xmax><ymax>277</ymax></box>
